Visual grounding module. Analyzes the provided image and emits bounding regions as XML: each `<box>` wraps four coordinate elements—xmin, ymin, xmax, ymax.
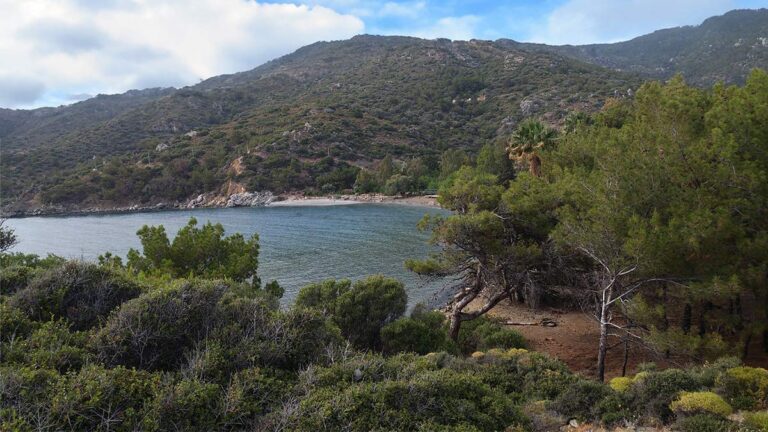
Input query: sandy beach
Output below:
<box><xmin>268</xmin><ymin>194</ymin><xmax>440</xmax><ymax>208</ymax></box>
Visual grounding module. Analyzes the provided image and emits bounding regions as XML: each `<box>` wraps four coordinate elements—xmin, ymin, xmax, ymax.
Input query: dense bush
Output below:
<box><xmin>609</xmin><ymin>376</ymin><xmax>633</xmax><ymax>393</ymax></box>
<box><xmin>743</xmin><ymin>411</ymin><xmax>768</xmax><ymax>431</ymax></box>
<box><xmin>296</xmin><ymin>275</ymin><xmax>406</xmax><ymax>350</ymax></box>
<box><xmin>288</xmin><ymin>353</ymin><xmax>529</xmax><ymax>431</ymax></box>
<box><xmin>51</xmin><ymin>365</ymin><xmax>158</xmax><ymax>431</ymax></box>
<box><xmin>148</xmin><ymin>378</ymin><xmax>222</xmax><ymax>431</ymax></box>
<box><xmin>716</xmin><ymin>366</ymin><xmax>768</xmax><ymax>410</ymax></box>
<box><xmin>221</xmin><ymin>368</ymin><xmax>288</xmax><ymax>428</ymax></box>
<box><xmin>670</xmin><ymin>391</ymin><xmax>733</xmax><ymax>418</ymax></box>
<box><xmin>3</xmin><ymin>320</ymin><xmax>90</xmax><ymax>372</ymax></box>
<box><xmin>674</xmin><ymin>413</ymin><xmax>736</xmax><ymax>432</ymax></box>
<box><xmin>0</xmin><ymin>265</ymin><xmax>34</xmax><ymax>296</ymax></box>
<box><xmin>294</xmin><ymin>278</ymin><xmax>351</xmax><ymax>315</ymax></box>
<box><xmin>625</xmin><ymin>368</ymin><xmax>699</xmax><ymax>422</ymax></box>
<box><xmin>91</xmin><ymin>280</ymin><xmax>230</xmax><ymax>370</ymax></box>
<box><xmin>380</xmin><ymin>305</ymin><xmax>456</xmax><ymax>355</ymax></box>
<box><xmin>456</xmin><ymin>316</ymin><xmax>527</xmax><ymax>354</ymax></box>
<box><xmin>10</xmin><ymin>261</ymin><xmax>143</xmax><ymax>330</ymax></box>
<box><xmin>550</xmin><ymin>379</ymin><xmax>612</xmax><ymax>421</ymax></box>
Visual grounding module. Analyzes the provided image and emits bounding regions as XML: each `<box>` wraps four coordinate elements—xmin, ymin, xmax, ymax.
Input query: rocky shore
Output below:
<box><xmin>1</xmin><ymin>192</ymin><xmax>439</xmax><ymax>218</ymax></box>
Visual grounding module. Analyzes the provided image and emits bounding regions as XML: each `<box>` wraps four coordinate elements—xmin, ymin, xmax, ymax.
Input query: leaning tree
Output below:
<box><xmin>407</xmin><ymin>167</ymin><xmax>564</xmax><ymax>339</ymax></box>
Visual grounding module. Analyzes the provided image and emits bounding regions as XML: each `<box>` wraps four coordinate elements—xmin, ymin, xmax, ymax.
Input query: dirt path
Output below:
<box><xmin>472</xmin><ymin>299</ymin><xmax>670</xmax><ymax>379</ymax></box>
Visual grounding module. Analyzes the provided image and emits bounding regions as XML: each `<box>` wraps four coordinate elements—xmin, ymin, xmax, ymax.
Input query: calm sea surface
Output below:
<box><xmin>5</xmin><ymin>204</ymin><xmax>450</xmax><ymax>307</ymax></box>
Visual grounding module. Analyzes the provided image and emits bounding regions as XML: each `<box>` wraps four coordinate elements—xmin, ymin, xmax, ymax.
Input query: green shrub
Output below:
<box><xmin>595</xmin><ymin>393</ymin><xmax>632</xmax><ymax>426</ymax></box>
<box><xmin>550</xmin><ymin>379</ymin><xmax>612</xmax><ymax>421</ymax></box>
<box><xmin>5</xmin><ymin>320</ymin><xmax>90</xmax><ymax>372</ymax></box>
<box><xmin>381</xmin><ymin>305</ymin><xmax>456</xmax><ymax>355</ymax></box>
<box><xmin>0</xmin><ymin>303</ymin><xmax>35</xmax><ymax>346</ymax></box>
<box><xmin>693</xmin><ymin>356</ymin><xmax>742</xmax><ymax>387</ymax></box>
<box><xmin>0</xmin><ymin>265</ymin><xmax>34</xmax><ymax>296</ymax></box>
<box><xmin>126</xmin><ymin>217</ymin><xmax>260</xmax><ymax>284</ymax></box>
<box><xmin>512</xmin><ymin>352</ymin><xmax>577</xmax><ymax>400</ymax></box>
<box><xmin>290</xmin><ymin>355</ymin><xmax>528</xmax><ymax>431</ymax></box>
<box><xmin>213</xmin><ymin>293</ymin><xmax>341</xmax><ymax>371</ymax></box>
<box><xmin>674</xmin><ymin>413</ymin><xmax>735</xmax><ymax>432</ymax></box>
<box><xmin>0</xmin><ymin>366</ymin><xmax>62</xmax><ymax>423</ymax></box>
<box><xmin>10</xmin><ymin>261</ymin><xmax>142</xmax><ymax>330</ymax></box>
<box><xmin>609</xmin><ymin>376</ymin><xmax>633</xmax><ymax>393</ymax></box>
<box><xmin>625</xmin><ymin>368</ymin><xmax>699</xmax><ymax>422</ymax></box>
<box><xmin>91</xmin><ymin>280</ymin><xmax>228</xmax><ymax>370</ymax></box>
<box><xmin>457</xmin><ymin>316</ymin><xmax>526</xmax><ymax>354</ymax></box>
<box><xmin>333</xmin><ymin>275</ymin><xmax>407</xmax><ymax>350</ymax></box>
<box><xmin>522</xmin><ymin>400</ymin><xmax>566</xmax><ymax>432</ymax></box>
<box><xmin>51</xmin><ymin>365</ymin><xmax>158</xmax><ymax>432</ymax></box>
<box><xmin>670</xmin><ymin>391</ymin><xmax>733</xmax><ymax>417</ymax></box>
<box><xmin>716</xmin><ymin>366</ymin><xmax>768</xmax><ymax>410</ymax></box>
<box><xmin>254</xmin><ymin>307</ymin><xmax>343</xmax><ymax>370</ymax></box>
<box><xmin>743</xmin><ymin>411</ymin><xmax>768</xmax><ymax>431</ymax></box>
<box><xmin>147</xmin><ymin>378</ymin><xmax>221</xmax><ymax>432</ymax></box>
<box><xmin>222</xmin><ymin>368</ymin><xmax>288</xmax><ymax>428</ymax></box>
<box><xmin>294</xmin><ymin>279</ymin><xmax>351</xmax><ymax>315</ymax></box>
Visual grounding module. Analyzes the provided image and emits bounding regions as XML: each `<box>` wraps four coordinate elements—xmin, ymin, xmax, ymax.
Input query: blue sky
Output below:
<box><xmin>1</xmin><ymin>0</ymin><xmax>765</xmax><ymax>109</ymax></box>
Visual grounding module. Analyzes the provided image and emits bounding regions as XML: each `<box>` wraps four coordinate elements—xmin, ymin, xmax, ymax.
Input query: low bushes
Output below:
<box><xmin>288</xmin><ymin>353</ymin><xmax>529</xmax><ymax>431</ymax></box>
<box><xmin>716</xmin><ymin>366</ymin><xmax>768</xmax><ymax>410</ymax></box>
<box><xmin>10</xmin><ymin>261</ymin><xmax>143</xmax><ymax>330</ymax></box>
<box><xmin>91</xmin><ymin>280</ymin><xmax>230</xmax><ymax>370</ymax></box>
<box><xmin>296</xmin><ymin>275</ymin><xmax>407</xmax><ymax>350</ymax></box>
<box><xmin>674</xmin><ymin>413</ymin><xmax>735</xmax><ymax>432</ymax></box>
<box><xmin>625</xmin><ymin>368</ymin><xmax>699</xmax><ymax>422</ymax></box>
<box><xmin>743</xmin><ymin>411</ymin><xmax>768</xmax><ymax>431</ymax></box>
<box><xmin>670</xmin><ymin>391</ymin><xmax>733</xmax><ymax>417</ymax></box>
<box><xmin>609</xmin><ymin>376</ymin><xmax>633</xmax><ymax>393</ymax></box>
<box><xmin>381</xmin><ymin>305</ymin><xmax>457</xmax><ymax>355</ymax></box>
<box><xmin>551</xmin><ymin>379</ymin><xmax>612</xmax><ymax>421</ymax></box>
<box><xmin>456</xmin><ymin>316</ymin><xmax>526</xmax><ymax>355</ymax></box>
<box><xmin>0</xmin><ymin>265</ymin><xmax>34</xmax><ymax>296</ymax></box>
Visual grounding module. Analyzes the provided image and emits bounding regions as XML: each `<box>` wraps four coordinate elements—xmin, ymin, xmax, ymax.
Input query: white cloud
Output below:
<box><xmin>380</xmin><ymin>15</ymin><xmax>481</xmax><ymax>41</ymax></box>
<box><xmin>0</xmin><ymin>0</ymin><xmax>364</xmax><ymax>108</ymax></box>
<box><xmin>378</xmin><ymin>1</ymin><xmax>426</xmax><ymax>18</ymax></box>
<box><xmin>530</xmin><ymin>0</ymin><xmax>737</xmax><ymax>45</ymax></box>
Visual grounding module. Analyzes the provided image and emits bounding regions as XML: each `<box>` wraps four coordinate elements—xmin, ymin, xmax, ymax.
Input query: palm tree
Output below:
<box><xmin>508</xmin><ymin>119</ymin><xmax>557</xmax><ymax>177</ymax></box>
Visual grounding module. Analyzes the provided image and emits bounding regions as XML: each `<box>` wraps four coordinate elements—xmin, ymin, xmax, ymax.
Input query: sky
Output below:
<box><xmin>1</xmin><ymin>0</ymin><xmax>765</xmax><ymax>109</ymax></box>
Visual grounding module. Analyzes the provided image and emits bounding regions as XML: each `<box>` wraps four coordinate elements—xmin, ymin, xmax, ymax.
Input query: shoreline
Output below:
<box><xmin>1</xmin><ymin>194</ymin><xmax>441</xmax><ymax>219</ymax></box>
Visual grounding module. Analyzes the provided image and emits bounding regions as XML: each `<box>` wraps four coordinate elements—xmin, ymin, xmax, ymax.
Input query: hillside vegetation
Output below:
<box><xmin>0</xmin><ymin>36</ymin><xmax>637</xmax><ymax>213</ymax></box>
<box><xmin>3</xmin><ymin>9</ymin><xmax>768</xmax><ymax>215</ymax></box>
<box><xmin>3</xmin><ymin>212</ymin><xmax>768</xmax><ymax>431</ymax></box>
<box><xmin>516</xmin><ymin>9</ymin><xmax>768</xmax><ymax>86</ymax></box>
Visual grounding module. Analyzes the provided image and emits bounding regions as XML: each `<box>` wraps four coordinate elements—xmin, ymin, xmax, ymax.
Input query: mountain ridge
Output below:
<box><xmin>1</xmin><ymin>9</ymin><xmax>767</xmax><ymax>215</ymax></box>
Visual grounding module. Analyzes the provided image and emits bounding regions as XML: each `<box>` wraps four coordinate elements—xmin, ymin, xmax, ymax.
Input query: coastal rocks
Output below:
<box><xmin>185</xmin><ymin>190</ymin><xmax>274</xmax><ymax>209</ymax></box>
<box><xmin>187</xmin><ymin>194</ymin><xmax>206</xmax><ymax>209</ymax></box>
<box><xmin>226</xmin><ymin>191</ymin><xmax>274</xmax><ymax>207</ymax></box>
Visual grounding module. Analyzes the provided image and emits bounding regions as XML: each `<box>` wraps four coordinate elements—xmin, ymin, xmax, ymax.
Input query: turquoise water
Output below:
<box><xmin>5</xmin><ymin>204</ymin><xmax>450</xmax><ymax>307</ymax></box>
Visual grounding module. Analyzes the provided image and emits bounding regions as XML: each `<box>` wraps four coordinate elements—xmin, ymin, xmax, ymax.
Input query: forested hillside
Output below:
<box><xmin>2</xmin><ymin>9</ymin><xmax>767</xmax><ymax>216</ymax></box>
<box><xmin>515</xmin><ymin>9</ymin><xmax>768</xmax><ymax>86</ymax></box>
<box><xmin>1</xmin><ymin>36</ymin><xmax>634</xmax><ymax>214</ymax></box>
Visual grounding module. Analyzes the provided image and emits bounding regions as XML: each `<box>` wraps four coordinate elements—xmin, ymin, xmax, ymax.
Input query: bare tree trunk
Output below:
<box><xmin>597</xmin><ymin>284</ymin><xmax>613</xmax><ymax>382</ymax></box>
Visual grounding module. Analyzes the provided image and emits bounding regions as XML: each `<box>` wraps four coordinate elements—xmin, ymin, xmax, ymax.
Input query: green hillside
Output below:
<box><xmin>2</xmin><ymin>8</ymin><xmax>767</xmax><ymax>215</ymax></box>
<box><xmin>514</xmin><ymin>9</ymin><xmax>768</xmax><ymax>86</ymax></box>
<box><xmin>0</xmin><ymin>36</ymin><xmax>635</xmax><ymax>213</ymax></box>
